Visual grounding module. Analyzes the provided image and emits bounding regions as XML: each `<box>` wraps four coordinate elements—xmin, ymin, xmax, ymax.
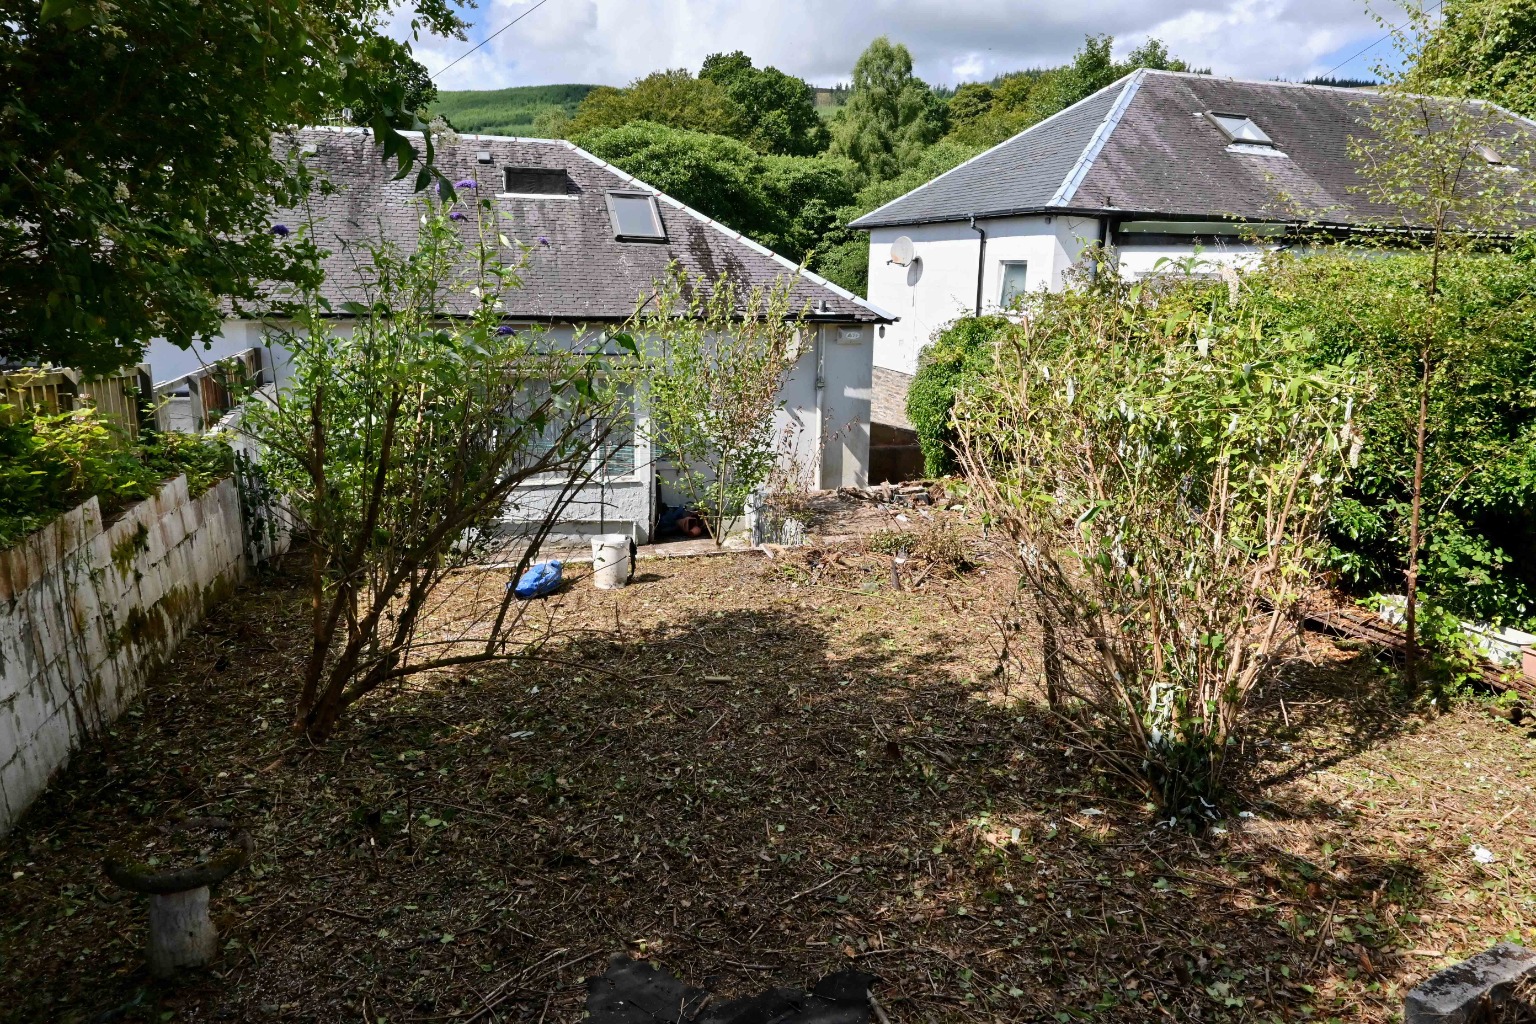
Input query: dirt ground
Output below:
<box><xmin>2</xmin><ymin>537</ymin><xmax>1534</xmax><ymax>1023</ymax></box>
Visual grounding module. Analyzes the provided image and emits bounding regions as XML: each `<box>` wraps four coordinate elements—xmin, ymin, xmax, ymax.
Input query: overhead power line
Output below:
<box><xmin>431</xmin><ymin>0</ymin><xmax>557</xmax><ymax>81</ymax></box>
<box><xmin>1318</xmin><ymin>0</ymin><xmax>1444</xmax><ymax>81</ymax></box>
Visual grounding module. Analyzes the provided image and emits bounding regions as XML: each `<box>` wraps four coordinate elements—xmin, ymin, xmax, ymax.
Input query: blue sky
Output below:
<box><xmin>398</xmin><ymin>1</ymin><xmax>1418</xmax><ymax>93</ymax></box>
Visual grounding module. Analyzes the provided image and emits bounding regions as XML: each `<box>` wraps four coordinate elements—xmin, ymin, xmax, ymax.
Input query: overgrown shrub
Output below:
<box><xmin>906</xmin><ymin>315</ymin><xmax>1004</xmax><ymax>476</ymax></box>
<box><xmin>0</xmin><ymin>405</ymin><xmax>232</xmax><ymax>549</ymax></box>
<box><xmin>247</xmin><ymin>197</ymin><xmax>630</xmax><ymax>741</ymax></box>
<box><xmin>955</xmin><ymin>274</ymin><xmax>1356</xmax><ymax>818</ymax></box>
<box><xmin>1241</xmin><ymin>246</ymin><xmax>1536</xmax><ymax>627</ymax></box>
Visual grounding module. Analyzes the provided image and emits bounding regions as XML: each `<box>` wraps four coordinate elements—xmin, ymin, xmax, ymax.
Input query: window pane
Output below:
<box><xmin>999</xmin><ymin>262</ymin><xmax>1029</xmax><ymax>307</ymax></box>
<box><xmin>1212</xmin><ymin>114</ymin><xmax>1272</xmax><ymax>145</ymax></box>
<box><xmin>609</xmin><ymin>194</ymin><xmax>663</xmax><ymax>239</ymax></box>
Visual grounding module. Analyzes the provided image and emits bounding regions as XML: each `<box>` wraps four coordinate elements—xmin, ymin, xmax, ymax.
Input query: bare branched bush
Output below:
<box><xmin>955</xmin><ymin>275</ymin><xmax>1357</xmax><ymax>818</ymax></box>
<box><xmin>247</xmin><ymin>196</ymin><xmax>634</xmax><ymax>741</ymax></box>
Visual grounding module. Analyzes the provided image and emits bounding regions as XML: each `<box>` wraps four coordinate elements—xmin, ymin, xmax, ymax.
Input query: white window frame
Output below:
<box><xmin>998</xmin><ymin>260</ymin><xmax>1029</xmax><ymax>308</ymax></box>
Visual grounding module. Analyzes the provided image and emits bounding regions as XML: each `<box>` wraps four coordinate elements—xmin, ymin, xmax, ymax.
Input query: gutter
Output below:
<box><xmin>968</xmin><ymin>216</ymin><xmax>987</xmax><ymax>317</ymax></box>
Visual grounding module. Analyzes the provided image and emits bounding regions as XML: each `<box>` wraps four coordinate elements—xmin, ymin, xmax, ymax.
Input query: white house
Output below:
<box><xmin>147</xmin><ymin>128</ymin><xmax>894</xmax><ymax>541</ymax></box>
<box><xmin>852</xmin><ymin>69</ymin><xmax>1536</xmax><ymax>424</ymax></box>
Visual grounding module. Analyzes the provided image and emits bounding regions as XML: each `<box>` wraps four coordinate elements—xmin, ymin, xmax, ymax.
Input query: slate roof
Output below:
<box><xmin>850</xmin><ymin>70</ymin><xmax>1536</xmax><ymax>231</ymax></box>
<box><xmin>276</xmin><ymin>128</ymin><xmax>890</xmax><ymax>323</ymax></box>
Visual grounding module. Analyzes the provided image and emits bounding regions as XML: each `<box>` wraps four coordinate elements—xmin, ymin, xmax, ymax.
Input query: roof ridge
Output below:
<box><xmin>1137</xmin><ymin>68</ymin><xmax>1385</xmax><ymax>94</ymax></box>
<box><xmin>848</xmin><ymin>70</ymin><xmax>1142</xmax><ymax>229</ymax></box>
<box><xmin>559</xmin><ymin>140</ymin><xmax>896</xmax><ymax>321</ymax></box>
<box><xmin>1051</xmin><ymin>69</ymin><xmax>1146</xmax><ymax>207</ymax></box>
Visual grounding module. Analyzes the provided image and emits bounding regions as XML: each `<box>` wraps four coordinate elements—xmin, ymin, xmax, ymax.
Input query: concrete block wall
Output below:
<box><xmin>0</xmin><ymin>475</ymin><xmax>251</xmax><ymax>838</ymax></box>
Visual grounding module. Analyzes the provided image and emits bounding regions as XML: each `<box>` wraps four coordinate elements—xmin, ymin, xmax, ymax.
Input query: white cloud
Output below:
<box><xmin>404</xmin><ymin>0</ymin><xmax>1385</xmax><ymax>91</ymax></box>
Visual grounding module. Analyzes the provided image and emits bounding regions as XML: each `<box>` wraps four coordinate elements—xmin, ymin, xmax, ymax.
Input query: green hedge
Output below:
<box><xmin>907</xmin><ymin>316</ymin><xmax>1005</xmax><ymax>476</ymax></box>
<box><xmin>0</xmin><ymin>406</ymin><xmax>233</xmax><ymax>549</ymax></box>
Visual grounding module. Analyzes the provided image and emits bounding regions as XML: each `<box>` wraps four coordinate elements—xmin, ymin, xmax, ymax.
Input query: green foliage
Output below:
<box><xmin>568</xmin><ymin>71</ymin><xmax>748</xmax><ymax>139</ymax></box>
<box><xmin>1409</xmin><ymin>0</ymin><xmax>1536</xmax><ymax>117</ymax></box>
<box><xmin>632</xmin><ymin>267</ymin><xmax>804</xmax><ymax>545</ymax></box>
<box><xmin>907</xmin><ymin>316</ymin><xmax>1004</xmax><ymax>476</ymax></box>
<box><xmin>0</xmin><ymin>407</ymin><xmax>232</xmax><ymax>549</ymax></box>
<box><xmin>0</xmin><ymin>0</ymin><xmax>468</xmax><ymax>372</ymax></box>
<box><xmin>809</xmin><ymin>140</ymin><xmax>981</xmax><ymax>293</ymax></box>
<box><xmin>430</xmin><ymin>84</ymin><xmax>596</xmax><ymax>137</ymax></box>
<box><xmin>575</xmin><ymin>122</ymin><xmax>856</xmax><ymax>263</ymax></box>
<box><xmin>944</xmin><ymin>36</ymin><xmax>1197</xmax><ymax>148</ymax></box>
<box><xmin>1241</xmin><ymin>248</ymin><xmax>1536</xmax><ymax>625</ymax></box>
<box><xmin>248</xmin><ymin>195</ymin><xmax>630</xmax><ymax>740</ymax></box>
<box><xmin>700</xmin><ymin>51</ymin><xmax>829</xmax><ymax>156</ymax></box>
<box><xmin>828</xmin><ymin>37</ymin><xmax>946</xmax><ymax>181</ymax></box>
<box><xmin>955</xmin><ymin>271</ymin><xmax>1356</xmax><ymax>817</ymax></box>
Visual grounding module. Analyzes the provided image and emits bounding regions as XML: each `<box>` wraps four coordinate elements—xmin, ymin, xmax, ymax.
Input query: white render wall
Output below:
<box><xmin>0</xmin><ymin>476</ymin><xmax>263</xmax><ymax>838</ymax></box>
<box><xmin>867</xmin><ymin>215</ymin><xmax>1102</xmax><ymax>375</ymax></box>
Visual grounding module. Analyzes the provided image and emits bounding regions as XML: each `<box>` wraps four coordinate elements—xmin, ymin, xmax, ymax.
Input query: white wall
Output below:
<box><xmin>171</xmin><ymin>318</ymin><xmax>872</xmax><ymax>542</ymax></box>
<box><xmin>867</xmin><ymin>215</ymin><xmax>1102</xmax><ymax>375</ymax></box>
<box><xmin>145</xmin><ymin>319</ymin><xmax>294</xmax><ymax>391</ymax></box>
<box><xmin>0</xmin><ymin>476</ymin><xmax>271</xmax><ymax>838</ymax></box>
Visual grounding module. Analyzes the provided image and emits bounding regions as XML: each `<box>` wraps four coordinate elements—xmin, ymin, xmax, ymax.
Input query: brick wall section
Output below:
<box><xmin>0</xmin><ymin>476</ymin><xmax>251</xmax><ymax>837</ymax></box>
<box><xmin>872</xmin><ymin>366</ymin><xmax>914</xmax><ymax>430</ymax></box>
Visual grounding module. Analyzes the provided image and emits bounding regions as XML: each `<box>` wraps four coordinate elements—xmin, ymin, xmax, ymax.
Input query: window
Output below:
<box><xmin>999</xmin><ymin>261</ymin><xmax>1029</xmax><ymax>308</ymax></box>
<box><xmin>1476</xmin><ymin>143</ymin><xmax>1516</xmax><ymax>169</ymax></box>
<box><xmin>606</xmin><ymin>191</ymin><xmax>667</xmax><ymax>241</ymax></box>
<box><xmin>502</xmin><ymin>167</ymin><xmax>570</xmax><ymax>195</ymax></box>
<box><xmin>1206</xmin><ymin>112</ymin><xmax>1274</xmax><ymax>146</ymax></box>
<box><xmin>518</xmin><ymin>380</ymin><xmax>635</xmax><ymax>479</ymax></box>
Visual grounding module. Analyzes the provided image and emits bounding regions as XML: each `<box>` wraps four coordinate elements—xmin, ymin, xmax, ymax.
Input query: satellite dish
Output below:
<box><xmin>888</xmin><ymin>235</ymin><xmax>915</xmax><ymax>267</ymax></box>
<box><xmin>905</xmin><ymin>256</ymin><xmax>924</xmax><ymax>287</ymax></box>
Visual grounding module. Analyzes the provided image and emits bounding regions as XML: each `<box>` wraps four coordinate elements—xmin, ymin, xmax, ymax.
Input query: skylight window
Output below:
<box><xmin>1477</xmin><ymin>143</ymin><xmax>1508</xmax><ymax>165</ymax></box>
<box><xmin>1206</xmin><ymin>112</ymin><xmax>1275</xmax><ymax>146</ymax></box>
<box><xmin>606</xmin><ymin>191</ymin><xmax>666</xmax><ymax>242</ymax></box>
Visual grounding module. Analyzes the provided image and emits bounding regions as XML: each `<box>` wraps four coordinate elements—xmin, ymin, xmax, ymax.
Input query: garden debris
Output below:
<box><xmin>586</xmin><ymin>954</ymin><xmax>878</xmax><ymax>1024</ymax></box>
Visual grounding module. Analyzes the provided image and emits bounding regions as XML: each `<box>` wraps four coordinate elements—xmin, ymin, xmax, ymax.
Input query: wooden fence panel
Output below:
<box><xmin>0</xmin><ymin>365</ymin><xmax>151</xmax><ymax>439</ymax></box>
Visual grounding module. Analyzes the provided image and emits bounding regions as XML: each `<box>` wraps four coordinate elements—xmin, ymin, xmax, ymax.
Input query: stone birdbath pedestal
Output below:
<box><xmin>103</xmin><ymin>818</ymin><xmax>253</xmax><ymax>977</ymax></box>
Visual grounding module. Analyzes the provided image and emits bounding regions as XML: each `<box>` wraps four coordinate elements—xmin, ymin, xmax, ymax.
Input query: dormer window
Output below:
<box><xmin>502</xmin><ymin>167</ymin><xmax>570</xmax><ymax>195</ymax></box>
<box><xmin>605</xmin><ymin>191</ymin><xmax>666</xmax><ymax>242</ymax></box>
<box><xmin>1206</xmin><ymin>112</ymin><xmax>1275</xmax><ymax>147</ymax></box>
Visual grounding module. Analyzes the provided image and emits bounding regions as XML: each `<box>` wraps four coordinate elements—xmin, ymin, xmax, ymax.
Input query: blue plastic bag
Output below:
<box><xmin>510</xmin><ymin>560</ymin><xmax>563</xmax><ymax>600</ymax></box>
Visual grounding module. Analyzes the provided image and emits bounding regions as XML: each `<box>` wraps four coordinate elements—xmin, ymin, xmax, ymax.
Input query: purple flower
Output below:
<box><xmin>449</xmin><ymin>211</ymin><xmax>467</xmax><ymax>221</ymax></box>
<box><xmin>454</xmin><ymin>179</ymin><xmax>478</xmax><ymax>190</ymax></box>
<box><xmin>270</xmin><ymin>224</ymin><xmax>290</xmax><ymax>237</ymax></box>
<box><xmin>495</xmin><ymin>325</ymin><xmax>516</xmax><ymax>336</ymax></box>
<box><xmin>537</xmin><ymin>235</ymin><xmax>551</xmax><ymax>247</ymax></box>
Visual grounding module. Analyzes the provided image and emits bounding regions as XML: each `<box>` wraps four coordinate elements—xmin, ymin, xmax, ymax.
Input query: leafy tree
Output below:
<box><xmin>699</xmin><ymin>51</ymin><xmax>829</xmax><ymax>155</ymax></box>
<box><xmin>1338</xmin><ymin>10</ymin><xmax>1536</xmax><ymax>689</ymax></box>
<box><xmin>810</xmin><ymin>140</ymin><xmax>981</xmax><ymax>292</ymax></box>
<box><xmin>631</xmin><ymin>268</ymin><xmax>804</xmax><ymax>546</ymax></box>
<box><xmin>1410</xmin><ymin>0</ymin><xmax>1536</xmax><ymax>117</ymax></box>
<box><xmin>247</xmin><ymin>196</ymin><xmax>631</xmax><ymax>741</ymax></box>
<box><xmin>828</xmin><ymin>37</ymin><xmax>946</xmax><ymax>181</ymax></box>
<box><xmin>1243</xmin><ymin>249</ymin><xmax>1536</xmax><ymax>629</ymax></box>
<box><xmin>575</xmin><ymin>121</ymin><xmax>854</xmax><ymax>263</ymax></box>
<box><xmin>944</xmin><ymin>37</ymin><xmax>1196</xmax><ymax>149</ymax></box>
<box><xmin>567</xmin><ymin>70</ymin><xmax>747</xmax><ymax>139</ymax></box>
<box><xmin>0</xmin><ymin>0</ymin><xmax>467</xmax><ymax>373</ymax></box>
<box><xmin>1055</xmin><ymin>36</ymin><xmax>1194</xmax><ymax>116</ymax></box>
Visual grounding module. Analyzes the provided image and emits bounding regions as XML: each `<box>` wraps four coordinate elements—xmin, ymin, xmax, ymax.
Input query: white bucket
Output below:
<box><xmin>591</xmin><ymin>534</ymin><xmax>633</xmax><ymax>590</ymax></box>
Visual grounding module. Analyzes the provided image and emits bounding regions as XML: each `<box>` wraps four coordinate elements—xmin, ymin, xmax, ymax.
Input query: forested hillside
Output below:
<box><xmin>432</xmin><ymin>84</ymin><xmax>596</xmax><ymax>137</ymax></box>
